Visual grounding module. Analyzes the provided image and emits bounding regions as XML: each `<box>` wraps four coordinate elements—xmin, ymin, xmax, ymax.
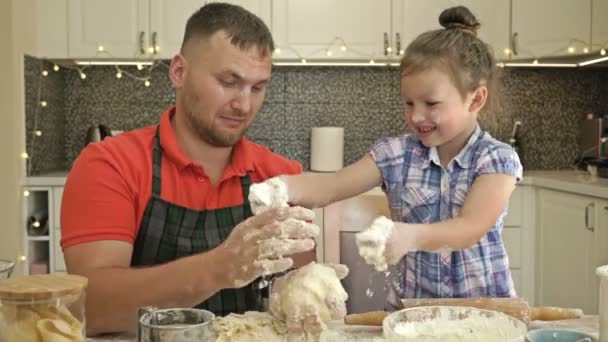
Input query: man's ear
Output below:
<box><xmin>169</xmin><ymin>54</ymin><xmax>187</xmax><ymax>89</ymax></box>
<box><xmin>468</xmin><ymin>85</ymin><xmax>488</xmax><ymax>113</ymax></box>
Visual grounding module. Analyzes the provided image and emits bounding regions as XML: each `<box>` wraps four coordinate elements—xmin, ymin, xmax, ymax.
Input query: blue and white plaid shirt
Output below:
<box><xmin>370</xmin><ymin>125</ymin><xmax>523</xmax><ymax>304</ymax></box>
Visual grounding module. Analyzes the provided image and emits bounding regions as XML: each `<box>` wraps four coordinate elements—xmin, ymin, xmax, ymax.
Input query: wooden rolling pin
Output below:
<box><xmin>344</xmin><ymin>297</ymin><xmax>584</xmax><ymax>326</ymax></box>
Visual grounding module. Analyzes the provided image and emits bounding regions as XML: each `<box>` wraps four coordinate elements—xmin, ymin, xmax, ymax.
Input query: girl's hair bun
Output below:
<box><xmin>439</xmin><ymin>6</ymin><xmax>480</xmax><ymax>35</ymax></box>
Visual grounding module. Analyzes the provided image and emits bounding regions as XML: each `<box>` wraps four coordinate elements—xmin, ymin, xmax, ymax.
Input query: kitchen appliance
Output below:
<box><xmin>85</xmin><ymin>124</ymin><xmax>113</xmax><ymax>145</ymax></box>
<box><xmin>580</xmin><ymin>115</ymin><xmax>608</xmax><ymax>159</ymax></box>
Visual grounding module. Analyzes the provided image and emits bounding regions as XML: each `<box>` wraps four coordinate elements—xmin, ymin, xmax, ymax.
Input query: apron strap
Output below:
<box><xmin>152</xmin><ymin>126</ymin><xmax>163</xmax><ymax>196</ymax></box>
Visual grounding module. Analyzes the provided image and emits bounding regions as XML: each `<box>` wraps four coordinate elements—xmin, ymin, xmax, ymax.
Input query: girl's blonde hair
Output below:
<box><xmin>400</xmin><ymin>6</ymin><xmax>498</xmax><ymax>109</ymax></box>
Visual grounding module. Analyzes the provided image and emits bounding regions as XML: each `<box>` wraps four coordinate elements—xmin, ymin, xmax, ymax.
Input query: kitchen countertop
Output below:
<box><xmin>85</xmin><ymin>316</ymin><xmax>600</xmax><ymax>341</ymax></box>
<box><xmin>23</xmin><ymin>169</ymin><xmax>608</xmax><ymax>199</ymax></box>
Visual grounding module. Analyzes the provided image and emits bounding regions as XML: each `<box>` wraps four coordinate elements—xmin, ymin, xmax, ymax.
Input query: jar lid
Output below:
<box><xmin>0</xmin><ymin>274</ymin><xmax>88</xmax><ymax>301</ymax></box>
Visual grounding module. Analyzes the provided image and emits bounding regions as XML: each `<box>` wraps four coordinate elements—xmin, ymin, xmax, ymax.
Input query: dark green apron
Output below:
<box><xmin>131</xmin><ymin>127</ymin><xmax>261</xmax><ymax>316</ymax></box>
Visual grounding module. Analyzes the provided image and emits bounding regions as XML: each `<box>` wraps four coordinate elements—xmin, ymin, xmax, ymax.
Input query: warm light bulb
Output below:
<box><xmin>601</xmin><ymin>49</ymin><xmax>607</xmax><ymax>56</ymax></box>
<box><xmin>19</xmin><ymin>255</ymin><xmax>26</xmax><ymax>262</ymax></box>
<box><xmin>274</xmin><ymin>47</ymin><xmax>281</xmax><ymax>55</ymax></box>
<box><xmin>34</xmin><ymin>130</ymin><xmax>42</xmax><ymax>136</ymax></box>
<box><xmin>583</xmin><ymin>47</ymin><xmax>589</xmax><ymax>53</ymax></box>
<box><xmin>301</xmin><ymin>58</ymin><xmax>307</xmax><ymax>64</ymax></box>
<box><xmin>147</xmin><ymin>46</ymin><xmax>155</xmax><ymax>54</ymax></box>
<box><xmin>568</xmin><ymin>46</ymin><xmax>575</xmax><ymax>53</ymax></box>
<box><xmin>503</xmin><ymin>48</ymin><xmax>511</xmax><ymax>55</ymax></box>
<box><xmin>80</xmin><ymin>73</ymin><xmax>87</xmax><ymax>80</ymax></box>
<box><xmin>340</xmin><ymin>45</ymin><xmax>347</xmax><ymax>52</ymax></box>
<box><xmin>42</xmin><ymin>70</ymin><xmax>48</xmax><ymax>76</ymax></box>
<box><xmin>32</xmin><ymin>221</ymin><xmax>40</xmax><ymax>228</ymax></box>
<box><xmin>369</xmin><ymin>59</ymin><xmax>375</xmax><ymax>64</ymax></box>
<box><xmin>386</xmin><ymin>46</ymin><xmax>393</xmax><ymax>53</ymax></box>
<box><xmin>144</xmin><ymin>80</ymin><xmax>151</xmax><ymax>87</ymax></box>
<box><xmin>97</xmin><ymin>45</ymin><xmax>104</xmax><ymax>52</ymax></box>
<box><xmin>137</xmin><ymin>64</ymin><xmax>144</xmax><ymax>70</ymax></box>
<box><xmin>21</xmin><ymin>152</ymin><xmax>29</xmax><ymax>159</ymax></box>
<box><xmin>23</xmin><ymin>190</ymin><xmax>30</xmax><ymax>197</ymax></box>
<box><xmin>399</xmin><ymin>49</ymin><xmax>405</xmax><ymax>55</ymax></box>
<box><xmin>116</xmin><ymin>72</ymin><xmax>123</xmax><ymax>79</ymax></box>
<box><xmin>533</xmin><ymin>59</ymin><xmax>539</xmax><ymax>64</ymax></box>
<box><xmin>40</xmin><ymin>101</ymin><xmax>47</xmax><ymax>107</ymax></box>
<box><xmin>155</xmin><ymin>45</ymin><xmax>160</xmax><ymax>53</ymax></box>
<box><xmin>326</xmin><ymin>50</ymin><xmax>333</xmax><ymax>57</ymax></box>
<box><xmin>53</xmin><ymin>64</ymin><xmax>59</xmax><ymax>72</ymax></box>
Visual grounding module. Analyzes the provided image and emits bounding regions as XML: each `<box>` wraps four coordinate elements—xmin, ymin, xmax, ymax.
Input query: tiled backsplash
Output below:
<box><xmin>25</xmin><ymin>55</ymin><xmax>608</xmax><ymax>175</ymax></box>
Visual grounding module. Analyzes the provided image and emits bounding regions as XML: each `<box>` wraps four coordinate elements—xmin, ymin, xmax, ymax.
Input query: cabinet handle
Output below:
<box><xmin>511</xmin><ymin>32</ymin><xmax>519</xmax><ymax>56</ymax></box>
<box><xmin>384</xmin><ymin>32</ymin><xmax>390</xmax><ymax>56</ymax></box>
<box><xmin>395</xmin><ymin>32</ymin><xmax>402</xmax><ymax>56</ymax></box>
<box><xmin>151</xmin><ymin>31</ymin><xmax>158</xmax><ymax>55</ymax></box>
<box><xmin>139</xmin><ymin>31</ymin><xmax>146</xmax><ymax>55</ymax></box>
<box><xmin>585</xmin><ymin>202</ymin><xmax>595</xmax><ymax>232</ymax></box>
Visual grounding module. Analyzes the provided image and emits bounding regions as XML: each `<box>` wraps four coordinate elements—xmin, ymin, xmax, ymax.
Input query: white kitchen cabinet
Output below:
<box><xmin>393</xmin><ymin>0</ymin><xmax>511</xmax><ymax>60</ymax></box>
<box><xmin>30</xmin><ymin>0</ymin><xmax>69</xmax><ymax>58</ymax></box>
<box><xmin>68</xmin><ymin>0</ymin><xmax>271</xmax><ymax>59</ymax></box>
<box><xmin>511</xmin><ymin>0</ymin><xmax>592</xmax><ymax>59</ymax></box>
<box><xmin>150</xmin><ymin>0</ymin><xmax>271</xmax><ymax>59</ymax></box>
<box><xmin>68</xmin><ymin>0</ymin><xmax>148</xmax><ymax>58</ymax></box>
<box><xmin>536</xmin><ymin>189</ymin><xmax>608</xmax><ymax>315</ymax></box>
<box><xmin>271</xmin><ymin>0</ymin><xmax>392</xmax><ymax>60</ymax></box>
<box><xmin>592</xmin><ymin>0</ymin><xmax>608</xmax><ymax>52</ymax></box>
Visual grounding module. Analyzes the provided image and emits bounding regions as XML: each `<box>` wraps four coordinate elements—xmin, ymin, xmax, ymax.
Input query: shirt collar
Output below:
<box><xmin>418</xmin><ymin>125</ymin><xmax>482</xmax><ymax>170</ymax></box>
<box><xmin>159</xmin><ymin>106</ymin><xmax>255</xmax><ymax>175</ymax></box>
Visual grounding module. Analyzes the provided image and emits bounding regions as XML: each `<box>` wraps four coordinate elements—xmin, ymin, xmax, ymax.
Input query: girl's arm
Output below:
<box><xmin>383</xmin><ymin>173</ymin><xmax>517</xmax><ymax>263</ymax></box>
<box><xmin>286</xmin><ymin>154</ymin><xmax>383</xmax><ymax>208</ymax></box>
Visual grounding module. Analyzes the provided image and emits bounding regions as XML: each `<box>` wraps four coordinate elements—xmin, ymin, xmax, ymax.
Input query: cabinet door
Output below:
<box><xmin>536</xmin><ymin>189</ymin><xmax>597</xmax><ymax>314</ymax></box>
<box><xmin>68</xmin><ymin>0</ymin><xmax>149</xmax><ymax>58</ymax></box>
<box><xmin>32</xmin><ymin>0</ymin><xmax>68</xmax><ymax>58</ymax></box>
<box><xmin>150</xmin><ymin>0</ymin><xmax>272</xmax><ymax>59</ymax></box>
<box><xmin>393</xmin><ymin>0</ymin><xmax>510</xmax><ymax>60</ymax></box>
<box><xmin>272</xmin><ymin>0</ymin><xmax>391</xmax><ymax>60</ymax></box>
<box><xmin>592</xmin><ymin>0</ymin><xmax>608</xmax><ymax>52</ymax></box>
<box><xmin>511</xmin><ymin>0</ymin><xmax>591</xmax><ymax>58</ymax></box>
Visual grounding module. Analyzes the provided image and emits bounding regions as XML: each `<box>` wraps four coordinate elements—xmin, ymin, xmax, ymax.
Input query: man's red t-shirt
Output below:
<box><xmin>61</xmin><ymin>106</ymin><xmax>302</xmax><ymax>249</ymax></box>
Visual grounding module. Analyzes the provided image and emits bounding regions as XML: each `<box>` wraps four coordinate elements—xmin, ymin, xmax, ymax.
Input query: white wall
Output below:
<box><xmin>0</xmin><ymin>0</ymin><xmax>35</xmax><ymax>275</ymax></box>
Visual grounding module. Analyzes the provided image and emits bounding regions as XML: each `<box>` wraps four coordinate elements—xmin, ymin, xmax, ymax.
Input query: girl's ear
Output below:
<box><xmin>468</xmin><ymin>85</ymin><xmax>488</xmax><ymax>113</ymax></box>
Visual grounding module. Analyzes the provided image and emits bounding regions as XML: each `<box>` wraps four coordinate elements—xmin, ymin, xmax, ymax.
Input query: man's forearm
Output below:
<box><xmin>82</xmin><ymin>249</ymin><xmax>227</xmax><ymax>335</ymax></box>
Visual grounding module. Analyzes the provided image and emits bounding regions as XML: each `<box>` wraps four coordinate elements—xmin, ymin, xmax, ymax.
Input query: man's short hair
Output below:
<box><xmin>181</xmin><ymin>2</ymin><xmax>275</xmax><ymax>55</ymax></box>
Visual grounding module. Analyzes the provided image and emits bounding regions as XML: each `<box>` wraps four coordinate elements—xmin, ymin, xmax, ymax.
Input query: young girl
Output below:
<box><xmin>253</xmin><ymin>6</ymin><xmax>522</xmax><ymax>307</ymax></box>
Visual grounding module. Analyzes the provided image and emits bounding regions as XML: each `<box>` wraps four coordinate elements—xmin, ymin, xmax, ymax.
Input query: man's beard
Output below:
<box><xmin>185</xmin><ymin>109</ymin><xmax>248</xmax><ymax>147</ymax></box>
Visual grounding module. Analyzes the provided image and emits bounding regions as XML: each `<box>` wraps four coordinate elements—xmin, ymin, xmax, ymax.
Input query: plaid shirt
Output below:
<box><xmin>370</xmin><ymin>126</ymin><xmax>523</xmax><ymax>303</ymax></box>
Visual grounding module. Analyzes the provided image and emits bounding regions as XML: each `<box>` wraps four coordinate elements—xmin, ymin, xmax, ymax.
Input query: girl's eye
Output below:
<box><xmin>404</xmin><ymin>101</ymin><xmax>413</xmax><ymax>106</ymax></box>
<box><xmin>220</xmin><ymin>79</ymin><xmax>236</xmax><ymax>87</ymax></box>
<box><xmin>426</xmin><ymin>101</ymin><xmax>440</xmax><ymax>106</ymax></box>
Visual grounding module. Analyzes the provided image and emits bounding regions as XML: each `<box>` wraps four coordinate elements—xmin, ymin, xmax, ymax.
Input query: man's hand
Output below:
<box><xmin>214</xmin><ymin>206</ymin><xmax>319</xmax><ymax>289</ymax></box>
<box><xmin>269</xmin><ymin>263</ymin><xmax>349</xmax><ymax>335</ymax></box>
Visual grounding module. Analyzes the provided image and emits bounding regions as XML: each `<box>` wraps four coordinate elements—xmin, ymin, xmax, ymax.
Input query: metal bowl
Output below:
<box><xmin>383</xmin><ymin>305</ymin><xmax>527</xmax><ymax>341</ymax></box>
<box><xmin>0</xmin><ymin>260</ymin><xmax>14</xmax><ymax>279</ymax></box>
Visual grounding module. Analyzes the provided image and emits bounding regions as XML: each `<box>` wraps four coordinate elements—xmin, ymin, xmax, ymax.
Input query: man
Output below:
<box><xmin>61</xmin><ymin>3</ymin><xmax>317</xmax><ymax>335</ymax></box>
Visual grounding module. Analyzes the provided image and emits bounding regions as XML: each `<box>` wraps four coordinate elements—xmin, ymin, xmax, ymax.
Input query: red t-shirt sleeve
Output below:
<box><xmin>60</xmin><ymin>144</ymin><xmax>139</xmax><ymax>249</ymax></box>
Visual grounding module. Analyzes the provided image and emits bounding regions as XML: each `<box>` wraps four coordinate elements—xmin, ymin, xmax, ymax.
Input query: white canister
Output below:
<box><xmin>598</xmin><ymin>265</ymin><xmax>608</xmax><ymax>341</ymax></box>
<box><xmin>310</xmin><ymin>127</ymin><xmax>344</xmax><ymax>172</ymax></box>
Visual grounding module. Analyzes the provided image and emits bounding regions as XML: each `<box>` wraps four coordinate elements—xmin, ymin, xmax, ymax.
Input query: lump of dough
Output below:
<box><xmin>249</xmin><ymin>177</ymin><xmax>289</xmax><ymax>215</ymax></box>
<box><xmin>275</xmin><ymin>262</ymin><xmax>348</xmax><ymax>324</ymax></box>
<box><xmin>356</xmin><ymin>216</ymin><xmax>394</xmax><ymax>272</ymax></box>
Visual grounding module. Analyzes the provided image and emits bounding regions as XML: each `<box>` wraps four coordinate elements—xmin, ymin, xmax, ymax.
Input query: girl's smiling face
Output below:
<box><xmin>401</xmin><ymin>67</ymin><xmax>481</xmax><ymax>151</ymax></box>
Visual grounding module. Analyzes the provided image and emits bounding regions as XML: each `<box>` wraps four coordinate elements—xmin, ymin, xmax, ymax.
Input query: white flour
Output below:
<box><xmin>388</xmin><ymin>307</ymin><xmax>524</xmax><ymax>342</ymax></box>
<box><xmin>356</xmin><ymin>216</ymin><xmax>394</xmax><ymax>272</ymax></box>
<box><xmin>249</xmin><ymin>177</ymin><xmax>289</xmax><ymax>215</ymax></box>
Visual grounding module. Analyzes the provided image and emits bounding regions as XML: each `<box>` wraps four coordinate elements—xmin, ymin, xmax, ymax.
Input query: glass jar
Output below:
<box><xmin>598</xmin><ymin>265</ymin><xmax>608</xmax><ymax>342</ymax></box>
<box><xmin>0</xmin><ymin>274</ymin><xmax>88</xmax><ymax>342</ymax></box>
